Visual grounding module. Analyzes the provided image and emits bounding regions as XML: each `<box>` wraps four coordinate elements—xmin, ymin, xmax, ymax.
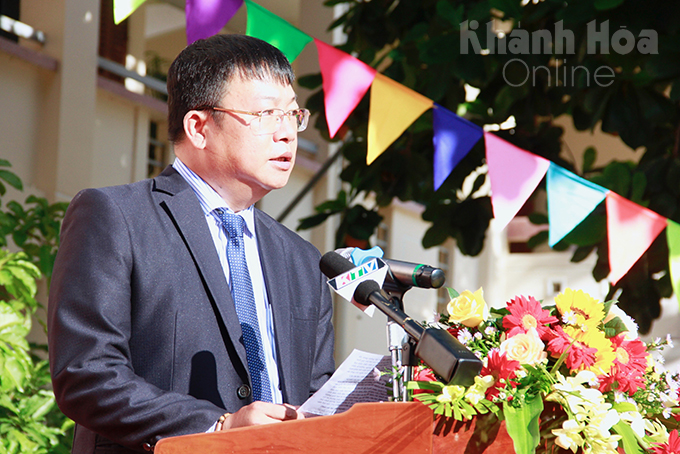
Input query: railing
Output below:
<box><xmin>0</xmin><ymin>15</ymin><xmax>45</xmax><ymax>43</ymax></box>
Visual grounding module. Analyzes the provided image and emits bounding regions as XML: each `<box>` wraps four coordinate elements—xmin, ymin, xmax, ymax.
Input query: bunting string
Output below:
<box><xmin>113</xmin><ymin>0</ymin><xmax>680</xmax><ymax>301</ymax></box>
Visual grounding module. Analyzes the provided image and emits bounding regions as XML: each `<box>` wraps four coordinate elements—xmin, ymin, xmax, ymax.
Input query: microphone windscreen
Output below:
<box><xmin>354</xmin><ymin>280</ymin><xmax>381</xmax><ymax>306</ymax></box>
<box><xmin>319</xmin><ymin>251</ymin><xmax>355</xmax><ymax>279</ymax></box>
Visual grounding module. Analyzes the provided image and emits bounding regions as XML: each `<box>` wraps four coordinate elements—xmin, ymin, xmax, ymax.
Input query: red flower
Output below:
<box><xmin>412</xmin><ymin>367</ymin><xmax>436</xmax><ymax>395</ymax></box>
<box><xmin>481</xmin><ymin>349</ymin><xmax>520</xmax><ymax>399</ymax></box>
<box><xmin>651</xmin><ymin>429</ymin><xmax>680</xmax><ymax>454</ymax></box>
<box><xmin>503</xmin><ymin>295</ymin><xmax>558</xmax><ymax>340</ymax></box>
<box><xmin>599</xmin><ymin>334</ymin><xmax>649</xmax><ymax>395</ymax></box>
<box><xmin>546</xmin><ymin>325</ymin><xmax>597</xmax><ymax>372</ymax></box>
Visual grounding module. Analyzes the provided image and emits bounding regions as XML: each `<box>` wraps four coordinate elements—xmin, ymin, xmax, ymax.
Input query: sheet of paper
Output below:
<box><xmin>299</xmin><ymin>349</ymin><xmax>392</xmax><ymax>417</ymax></box>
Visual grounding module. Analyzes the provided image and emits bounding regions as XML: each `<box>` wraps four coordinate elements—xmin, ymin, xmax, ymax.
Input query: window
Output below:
<box><xmin>147</xmin><ymin>121</ymin><xmax>168</xmax><ymax>178</ymax></box>
<box><xmin>0</xmin><ymin>0</ymin><xmax>20</xmax><ymax>42</ymax></box>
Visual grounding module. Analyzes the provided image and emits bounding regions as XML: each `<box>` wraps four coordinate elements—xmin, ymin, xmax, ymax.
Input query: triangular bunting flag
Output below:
<box><xmin>546</xmin><ymin>163</ymin><xmax>608</xmax><ymax>246</ymax></box>
<box><xmin>113</xmin><ymin>0</ymin><xmax>147</xmax><ymax>24</ymax></box>
<box><xmin>245</xmin><ymin>0</ymin><xmax>312</xmax><ymax>63</ymax></box>
<box><xmin>367</xmin><ymin>73</ymin><xmax>433</xmax><ymax>164</ymax></box>
<box><xmin>606</xmin><ymin>192</ymin><xmax>667</xmax><ymax>285</ymax></box>
<box><xmin>186</xmin><ymin>0</ymin><xmax>243</xmax><ymax>45</ymax></box>
<box><xmin>667</xmin><ymin>220</ymin><xmax>680</xmax><ymax>309</ymax></box>
<box><xmin>432</xmin><ymin>104</ymin><xmax>483</xmax><ymax>190</ymax></box>
<box><xmin>315</xmin><ymin>39</ymin><xmax>377</xmax><ymax>139</ymax></box>
<box><xmin>484</xmin><ymin>132</ymin><xmax>550</xmax><ymax>230</ymax></box>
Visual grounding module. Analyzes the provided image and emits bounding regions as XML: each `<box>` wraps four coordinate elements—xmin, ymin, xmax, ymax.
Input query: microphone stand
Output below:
<box><xmin>382</xmin><ymin>271</ymin><xmax>414</xmax><ymax>402</ymax></box>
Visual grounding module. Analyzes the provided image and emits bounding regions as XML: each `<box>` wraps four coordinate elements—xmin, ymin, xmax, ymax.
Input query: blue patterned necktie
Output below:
<box><xmin>218</xmin><ymin>210</ymin><xmax>272</xmax><ymax>402</ymax></box>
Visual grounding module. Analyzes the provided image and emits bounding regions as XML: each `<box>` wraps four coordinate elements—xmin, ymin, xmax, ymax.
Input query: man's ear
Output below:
<box><xmin>183</xmin><ymin>110</ymin><xmax>211</xmax><ymax>149</ymax></box>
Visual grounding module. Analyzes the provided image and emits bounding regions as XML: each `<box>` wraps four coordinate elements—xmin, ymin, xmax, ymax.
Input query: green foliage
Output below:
<box><xmin>300</xmin><ymin>0</ymin><xmax>680</xmax><ymax>334</ymax></box>
<box><xmin>0</xmin><ymin>250</ymin><xmax>72</xmax><ymax>453</ymax></box>
<box><xmin>0</xmin><ymin>163</ymin><xmax>71</xmax><ymax>453</ymax></box>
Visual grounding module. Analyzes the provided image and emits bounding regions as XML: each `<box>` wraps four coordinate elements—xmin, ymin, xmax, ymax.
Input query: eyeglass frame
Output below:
<box><xmin>201</xmin><ymin>106</ymin><xmax>311</xmax><ymax>135</ymax></box>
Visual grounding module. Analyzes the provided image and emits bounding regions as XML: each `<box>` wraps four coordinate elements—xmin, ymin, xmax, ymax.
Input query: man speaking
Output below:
<box><xmin>48</xmin><ymin>34</ymin><xmax>335</xmax><ymax>453</ymax></box>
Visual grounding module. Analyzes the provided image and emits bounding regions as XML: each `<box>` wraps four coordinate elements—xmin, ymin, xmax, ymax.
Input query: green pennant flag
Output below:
<box><xmin>113</xmin><ymin>0</ymin><xmax>147</xmax><ymax>24</ymax></box>
<box><xmin>244</xmin><ymin>0</ymin><xmax>312</xmax><ymax>63</ymax></box>
<box><xmin>667</xmin><ymin>219</ymin><xmax>680</xmax><ymax>309</ymax></box>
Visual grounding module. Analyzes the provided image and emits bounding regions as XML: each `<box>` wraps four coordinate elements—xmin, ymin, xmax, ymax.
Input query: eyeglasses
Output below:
<box><xmin>206</xmin><ymin>106</ymin><xmax>311</xmax><ymax>135</ymax></box>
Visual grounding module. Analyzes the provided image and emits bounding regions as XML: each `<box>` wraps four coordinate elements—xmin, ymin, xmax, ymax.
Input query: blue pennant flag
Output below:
<box><xmin>432</xmin><ymin>104</ymin><xmax>483</xmax><ymax>190</ymax></box>
<box><xmin>546</xmin><ymin>163</ymin><xmax>608</xmax><ymax>246</ymax></box>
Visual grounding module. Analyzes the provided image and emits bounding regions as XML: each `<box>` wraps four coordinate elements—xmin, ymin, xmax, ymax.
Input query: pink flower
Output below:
<box><xmin>546</xmin><ymin>325</ymin><xmax>597</xmax><ymax>372</ymax></box>
<box><xmin>503</xmin><ymin>295</ymin><xmax>558</xmax><ymax>340</ymax></box>
<box><xmin>599</xmin><ymin>334</ymin><xmax>649</xmax><ymax>395</ymax></box>
<box><xmin>412</xmin><ymin>367</ymin><xmax>436</xmax><ymax>395</ymax></box>
<box><xmin>651</xmin><ymin>429</ymin><xmax>680</xmax><ymax>454</ymax></box>
<box><xmin>480</xmin><ymin>349</ymin><xmax>520</xmax><ymax>399</ymax></box>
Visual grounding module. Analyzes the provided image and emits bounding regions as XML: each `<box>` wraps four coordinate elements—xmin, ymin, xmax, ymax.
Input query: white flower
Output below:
<box><xmin>500</xmin><ymin>328</ymin><xmax>547</xmax><ymax>366</ymax></box>
<box><xmin>644</xmin><ymin>419</ymin><xmax>669</xmax><ymax>443</ymax></box>
<box><xmin>619</xmin><ymin>411</ymin><xmax>645</xmax><ymax>437</ymax></box>
<box><xmin>457</xmin><ymin>328</ymin><xmax>472</xmax><ymax>344</ymax></box>
<box><xmin>553</xmin><ymin>419</ymin><xmax>583</xmax><ymax>452</ymax></box>
<box><xmin>562</xmin><ymin>311</ymin><xmax>578</xmax><ymax>325</ymax></box>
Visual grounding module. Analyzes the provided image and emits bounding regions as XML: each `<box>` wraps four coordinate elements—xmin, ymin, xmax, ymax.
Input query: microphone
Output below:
<box><xmin>336</xmin><ymin>247</ymin><xmax>445</xmax><ymax>289</ymax></box>
<box><xmin>319</xmin><ymin>252</ymin><xmax>482</xmax><ymax>385</ymax></box>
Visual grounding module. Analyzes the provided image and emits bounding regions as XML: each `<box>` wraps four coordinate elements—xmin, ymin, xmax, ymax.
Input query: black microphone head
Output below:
<box><xmin>354</xmin><ymin>280</ymin><xmax>381</xmax><ymax>306</ymax></box>
<box><xmin>319</xmin><ymin>251</ymin><xmax>355</xmax><ymax>279</ymax></box>
<box><xmin>428</xmin><ymin>268</ymin><xmax>446</xmax><ymax>289</ymax></box>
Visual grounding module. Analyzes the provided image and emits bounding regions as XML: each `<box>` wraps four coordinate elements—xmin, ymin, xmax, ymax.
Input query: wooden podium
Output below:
<box><xmin>155</xmin><ymin>402</ymin><xmax>433</xmax><ymax>454</ymax></box>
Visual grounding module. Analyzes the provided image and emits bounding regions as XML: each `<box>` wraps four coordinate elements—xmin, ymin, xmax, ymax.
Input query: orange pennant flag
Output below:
<box><xmin>606</xmin><ymin>192</ymin><xmax>667</xmax><ymax>285</ymax></box>
<box><xmin>367</xmin><ymin>73</ymin><xmax>433</xmax><ymax>165</ymax></box>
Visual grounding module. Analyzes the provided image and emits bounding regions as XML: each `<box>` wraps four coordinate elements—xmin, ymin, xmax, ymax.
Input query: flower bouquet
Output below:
<box><xmin>407</xmin><ymin>288</ymin><xmax>680</xmax><ymax>454</ymax></box>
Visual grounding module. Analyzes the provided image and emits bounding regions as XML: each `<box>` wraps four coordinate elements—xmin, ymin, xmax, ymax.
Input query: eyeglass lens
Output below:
<box><xmin>255</xmin><ymin>110</ymin><xmax>309</xmax><ymax>134</ymax></box>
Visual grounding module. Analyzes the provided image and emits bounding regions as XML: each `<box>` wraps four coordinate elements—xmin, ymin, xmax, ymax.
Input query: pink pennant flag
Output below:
<box><xmin>314</xmin><ymin>39</ymin><xmax>377</xmax><ymax>139</ymax></box>
<box><xmin>606</xmin><ymin>192</ymin><xmax>667</xmax><ymax>285</ymax></box>
<box><xmin>485</xmin><ymin>132</ymin><xmax>550</xmax><ymax>230</ymax></box>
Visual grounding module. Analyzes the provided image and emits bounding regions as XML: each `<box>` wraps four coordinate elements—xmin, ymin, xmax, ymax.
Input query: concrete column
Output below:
<box><xmin>22</xmin><ymin>0</ymin><xmax>100</xmax><ymax>201</ymax></box>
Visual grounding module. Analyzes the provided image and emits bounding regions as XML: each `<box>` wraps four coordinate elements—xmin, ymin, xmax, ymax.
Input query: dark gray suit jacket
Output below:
<box><xmin>48</xmin><ymin>167</ymin><xmax>335</xmax><ymax>453</ymax></box>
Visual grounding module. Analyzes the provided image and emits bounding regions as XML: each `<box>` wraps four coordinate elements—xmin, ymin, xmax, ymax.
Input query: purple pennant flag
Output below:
<box><xmin>186</xmin><ymin>0</ymin><xmax>243</xmax><ymax>45</ymax></box>
<box><xmin>432</xmin><ymin>104</ymin><xmax>483</xmax><ymax>190</ymax></box>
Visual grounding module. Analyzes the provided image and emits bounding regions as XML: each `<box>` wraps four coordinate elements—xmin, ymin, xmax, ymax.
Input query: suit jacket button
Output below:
<box><xmin>143</xmin><ymin>442</ymin><xmax>154</xmax><ymax>451</ymax></box>
<box><xmin>237</xmin><ymin>384</ymin><xmax>251</xmax><ymax>399</ymax></box>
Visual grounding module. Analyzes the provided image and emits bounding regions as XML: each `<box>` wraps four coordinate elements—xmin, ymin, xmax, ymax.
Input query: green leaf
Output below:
<box><xmin>0</xmin><ymin>170</ymin><xmax>23</xmax><ymax>191</ymax></box>
<box><xmin>604</xmin><ymin>316</ymin><xmax>629</xmax><ymax>337</ymax></box>
<box><xmin>503</xmin><ymin>396</ymin><xmax>543</xmax><ymax>454</ymax></box>
<box><xmin>447</xmin><ymin>287</ymin><xmax>460</xmax><ymax>299</ymax></box>
<box><xmin>613</xmin><ymin>420</ymin><xmax>644</xmax><ymax>454</ymax></box>
<box><xmin>297</xmin><ymin>73</ymin><xmax>322</xmax><ymax>89</ymax></box>
<box><xmin>594</xmin><ymin>0</ymin><xmax>625</xmax><ymax>10</ymax></box>
<box><xmin>583</xmin><ymin>147</ymin><xmax>596</xmax><ymax>173</ymax></box>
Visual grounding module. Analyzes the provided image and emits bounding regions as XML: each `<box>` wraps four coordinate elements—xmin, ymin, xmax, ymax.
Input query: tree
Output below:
<box><xmin>299</xmin><ymin>0</ymin><xmax>680</xmax><ymax>333</ymax></box>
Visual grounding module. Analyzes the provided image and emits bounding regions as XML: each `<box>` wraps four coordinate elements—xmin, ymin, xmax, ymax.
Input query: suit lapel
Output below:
<box><xmin>254</xmin><ymin>210</ymin><xmax>294</xmax><ymax>398</ymax></box>
<box><xmin>153</xmin><ymin>167</ymin><xmax>249</xmax><ymax>371</ymax></box>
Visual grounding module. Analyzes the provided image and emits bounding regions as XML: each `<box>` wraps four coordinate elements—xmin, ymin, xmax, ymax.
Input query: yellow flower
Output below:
<box><xmin>554</xmin><ymin>289</ymin><xmax>605</xmax><ymax>341</ymax></box>
<box><xmin>436</xmin><ymin>385</ymin><xmax>465</xmax><ymax>403</ymax></box>
<box><xmin>447</xmin><ymin>288</ymin><xmax>489</xmax><ymax>328</ymax></box>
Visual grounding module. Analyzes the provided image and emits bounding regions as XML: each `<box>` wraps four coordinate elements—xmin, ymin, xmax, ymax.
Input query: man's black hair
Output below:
<box><xmin>167</xmin><ymin>34</ymin><xmax>295</xmax><ymax>143</ymax></box>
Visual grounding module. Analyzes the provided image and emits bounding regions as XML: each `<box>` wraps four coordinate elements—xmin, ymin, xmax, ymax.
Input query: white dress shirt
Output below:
<box><xmin>173</xmin><ymin>158</ymin><xmax>283</xmax><ymax>405</ymax></box>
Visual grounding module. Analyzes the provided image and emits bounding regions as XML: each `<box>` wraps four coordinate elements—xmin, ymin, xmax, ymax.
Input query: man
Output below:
<box><xmin>48</xmin><ymin>34</ymin><xmax>335</xmax><ymax>453</ymax></box>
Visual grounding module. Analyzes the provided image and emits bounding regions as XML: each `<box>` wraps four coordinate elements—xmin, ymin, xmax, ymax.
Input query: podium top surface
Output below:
<box><xmin>155</xmin><ymin>402</ymin><xmax>433</xmax><ymax>454</ymax></box>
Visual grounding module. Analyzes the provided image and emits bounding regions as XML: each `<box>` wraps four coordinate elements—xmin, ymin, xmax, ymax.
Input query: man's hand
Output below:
<box><xmin>218</xmin><ymin>402</ymin><xmax>304</xmax><ymax>430</ymax></box>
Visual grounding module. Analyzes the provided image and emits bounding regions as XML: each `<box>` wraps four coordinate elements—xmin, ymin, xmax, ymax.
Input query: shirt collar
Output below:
<box><xmin>172</xmin><ymin>157</ymin><xmax>255</xmax><ymax>237</ymax></box>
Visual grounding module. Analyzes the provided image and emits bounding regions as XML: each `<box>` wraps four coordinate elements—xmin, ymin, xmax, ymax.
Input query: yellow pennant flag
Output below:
<box><xmin>114</xmin><ymin>0</ymin><xmax>147</xmax><ymax>24</ymax></box>
<box><xmin>367</xmin><ymin>73</ymin><xmax>433</xmax><ymax>164</ymax></box>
